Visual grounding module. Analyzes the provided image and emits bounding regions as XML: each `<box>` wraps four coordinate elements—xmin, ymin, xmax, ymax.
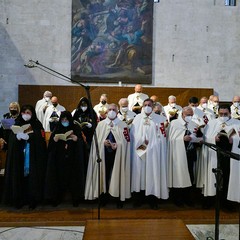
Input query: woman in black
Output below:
<box><xmin>3</xmin><ymin>105</ymin><xmax>47</xmax><ymax>209</ymax></box>
<box><xmin>45</xmin><ymin>111</ymin><xmax>86</xmax><ymax>206</ymax></box>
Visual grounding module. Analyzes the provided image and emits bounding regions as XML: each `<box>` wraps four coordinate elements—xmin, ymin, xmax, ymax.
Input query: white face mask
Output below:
<box><xmin>170</xmin><ymin>103</ymin><xmax>176</xmax><ymax>108</ymax></box>
<box><xmin>135</xmin><ymin>92</ymin><xmax>141</xmax><ymax>97</ymax></box>
<box><xmin>22</xmin><ymin>113</ymin><xmax>31</xmax><ymax>121</ymax></box>
<box><xmin>81</xmin><ymin>106</ymin><xmax>87</xmax><ymax>112</ymax></box>
<box><xmin>184</xmin><ymin>116</ymin><xmax>192</xmax><ymax>123</ymax></box>
<box><xmin>144</xmin><ymin>106</ymin><xmax>152</xmax><ymax>115</ymax></box>
<box><xmin>121</xmin><ymin>107</ymin><xmax>128</xmax><ymax>113</ymax></box>
<box><xmin>233</xmin><ymin>102</ymin><xmax>239</xmax><ymax>108</ymax></box>
<box><xmin>201</xmin><ymin>103</ymin><xmax>207</xmax><ymax>109</ymax></box>
<box><xmin>44</xmin><ymin>97</ymin><xmax>50</xmax><ymax>102</ymax></box>
<box><xmin>108</xmin><ymin>110</ymin><xmax>117</xmax><ymax>120</ymax></box>
<box><xmin>219</xmin><ymin>116</ymin><xmax>229</xmax><ymax>123</ymax></box>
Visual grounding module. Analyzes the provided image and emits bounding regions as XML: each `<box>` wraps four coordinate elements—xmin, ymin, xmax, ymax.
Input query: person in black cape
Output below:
<box><xmin>45</xmin><ymin>111</ymin><xmax>86</xmax><ymax>207</ymax></box>
<box><xmin>72</xmin><ymin>97</ymin><xmax>97</xmax><ymax>151</ymax></box>
<box><xmin>3</xmin><ymin>104</ymin><xmax>47</xmax><ymax>209</ymax></box>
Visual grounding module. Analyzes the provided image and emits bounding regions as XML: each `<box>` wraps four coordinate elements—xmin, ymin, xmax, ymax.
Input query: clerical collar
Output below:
<box><xmin>106</xmin><ymin>117</ymin><xmax>120</xmax><ymax>126</ymax></box>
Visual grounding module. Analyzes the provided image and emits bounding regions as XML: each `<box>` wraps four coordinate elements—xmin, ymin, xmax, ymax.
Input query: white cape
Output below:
<box><xmin>85</xmin><ymin>118</ymin><xmax>131</xmax><ymax>201</ymax></box>
<box><xmin>130</xmin><ymin>112</ymin><xmax>169</xmax><ymax>199</ymax></box>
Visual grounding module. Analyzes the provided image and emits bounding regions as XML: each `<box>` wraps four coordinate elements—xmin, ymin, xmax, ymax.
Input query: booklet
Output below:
<box><xmin>136</xmin><ymin>143</ymin><xmax>148</xmax><ymax>158</ymax></box>
<box><xmin>55</xmin><ymin>130</ymin><xmax>73</xmax><ymax>141</ymax></box>
<box><xmin>1</xmin><ymin>118</ymin><xmax>15</xmax><ymax>130</ymax></box>
<box><xmin>73</xmin><ymin>120</ymin><xmax>89</xmax><ymax>128</ymax></box>
<box><xmin>11</xmin><ymin>124</ymin><xmax>33</xmax><ymax>134</ymax></box>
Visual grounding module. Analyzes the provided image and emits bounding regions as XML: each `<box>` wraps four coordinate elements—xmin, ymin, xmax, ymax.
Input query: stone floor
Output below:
<box><xmin>0</xmin><ymin>226</ymin><xmax>84</xmax><ymax>240</ymax></box>
<box><xmin>187</xmin><ymin>224</ymin><xmax>239</xmax><ymax>240</ymax></box>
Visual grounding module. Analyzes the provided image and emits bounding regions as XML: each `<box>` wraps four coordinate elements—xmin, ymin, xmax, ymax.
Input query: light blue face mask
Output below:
<box><xmin>61</xmin><ymin>121</ymin><xmax>69</xmax><ymax>127</ymax></box>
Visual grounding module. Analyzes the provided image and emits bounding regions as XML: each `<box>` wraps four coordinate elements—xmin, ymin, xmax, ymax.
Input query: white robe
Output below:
<box><xmin>167</xmin><ymin>115</ymin><xmax>199</xmax><ymax>188</ymax></box>
<box><xmin>35</xmin><ymin>98</ymin><xmax>52</xmax><ymax>124</ymax></box>
<box><xmin>117</xmin><ymin>109</ymin><xmax>136</xmax><ymax>128</ymax></box>
<box><xmin>93</xmin><ymin>103</ymin><xmax>109</xmax><ymax>118</ymax></box>
<box><xmin>43</xmin><ymin>104</ymin><xmax>65</xmax><ymax>131</ymax></box>
<box><xmin>127</xmin><ymin>92</ymin><xmax>149</xmax><ymax>111</ymax></box>
<box><xmin>85</xmin><ymin>117</ymin><xmax>131</xmax><ymax>201</ymax></box>
<box><xmin>197</xmin><ymin>117</ymin><xmax>240</xmax><ymax>202</ymax></box>
<box><xmin>130</xmin><ymin>111</ymin><xmax>169</xmax><ymax>199</ymax></box>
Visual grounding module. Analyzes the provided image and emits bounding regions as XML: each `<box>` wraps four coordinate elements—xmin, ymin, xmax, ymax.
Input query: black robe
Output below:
<box><xmin>3</xmin><ymin>118</ymin><xmax>47</xmax><ymax>208</ymax></box>
<box><xmin>45</xmin><ymin>124</ymin><xmax>86</xmax><ymax>205</ymax></box>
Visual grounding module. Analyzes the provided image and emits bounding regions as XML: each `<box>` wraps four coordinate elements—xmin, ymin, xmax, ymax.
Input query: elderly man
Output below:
<box><xmin>93</xmin><ymin>94</ymin><xmax>109</xmax><ymax>121</ymax></box>
<box><xmin>130</xmin><ymin>98</ymin><xmax>168</xmax><ymax>209</ymax></box>
<box><xmin>127</xmin><ymin>84</ymin><xmax>149</xmax><ymax>114</ymax></box>
<box><xmin>197</xmin><ymin>104</ymin><xmax>240</xmax><ymax>210</ymax></box>
<box><xmin>230</xmin><ymin>95</ymin><xmax>240</xmax><ymax>120</ymax></box>
<box><xmin>167</xmin><ymin>106</ymin><xmax>203</xmax><ymax>207</ymax></box>
<box><xmin>163</xmin><ymin>95</ymin><xmax>182</xmax><ymax>122</ymax></box>
<box><xmin>43</xmin><ymin>96</ymin><xmax>65</xmax><ymax>132</ymax></box>
<box><xmin>197</xmin><ymin>96</ymin><xmax>215</xmax><ymax>123</ymax></box>
<box><xmin>85</xmin><ymin>103</ymin><xmax>131</xmax><ymax>208</ymax></box>
<box><xmin>35</xmin><ymin>91</ymin><xmax>52</xmax><ymax>124</ymax></box>
<box><xmin>207</xmin><ymin>95</ymin><xmax>219</xmax><ymax>118</ymax></box>
<box><xmin>117</xmin><ymin>98</ymin><xmax>136</xmax><ymax>128</ymax></box>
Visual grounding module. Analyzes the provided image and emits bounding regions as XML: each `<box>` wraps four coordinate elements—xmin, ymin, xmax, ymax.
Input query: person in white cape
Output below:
<box><xmin>167</xmin><ymin>106</ymin><xmax>203</xmax><ymax>207</ymax></box>
<box><xmin>197</xmin><ymin>104</ymin><xmax>240</xmax><ymax>209</ymax></box>
<box><xmin>130</xmin><ymin>98</ymin><xmax>168</xmax><ymax>209</ymax></box>
<box><xmin>85</xmin><ymin>103</ymin><xmax>131</xmax><ymax>208</ymax></box>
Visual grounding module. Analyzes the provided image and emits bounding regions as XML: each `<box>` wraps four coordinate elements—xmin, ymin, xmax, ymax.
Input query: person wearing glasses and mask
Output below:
<box><xmin>230</xmin><ymin>95</ymin><xmax>240</xmax><ymax>120</ymax></box>
<box><xmin>85</xmin><ymin>104</ymin><xmax>131</xmax><ymax>208</ymax></box>
<box><xmin>197</xmin><ymin>104</ymin><xmax>240</xmax><ymax>210</ymax></box>
<box><xmin>130</xmin><ymin>99</ymin><xmax>168</xmax><ymax>209</ymax></box>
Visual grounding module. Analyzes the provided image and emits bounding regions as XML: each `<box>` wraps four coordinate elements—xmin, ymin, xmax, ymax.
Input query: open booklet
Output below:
<box><xmin>136</xmin><ymin>143</ymin><xmax>148</xmax><ymax>158</ymax></box>
<box><xmin>11</xmin><ymin>124</ymin><xmax>33</xmax><ymax>134</ymax></box>
<box><xmin>55</xmin><ymin>130</ymin><xmax>73</xmax><ymax>141</ymax></box>
<box><xmin>73</xmin><ymin>120</ymin><xmax>89</xmax><ymax>129</ymax></box>
<box><xmin>1</xmin><ymin>118</ymin><xmax>15</xmax><ymax>130</ymax></box>
<box><xmin>218</xmin><ymin>128</ymin><xmax>236</xmax><ymax>139</ymax></box>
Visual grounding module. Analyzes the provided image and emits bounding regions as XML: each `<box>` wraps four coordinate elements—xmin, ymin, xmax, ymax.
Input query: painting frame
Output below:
<box><xmin>71</xmin><ymin>0</ymin><xmax>153</xmax><ymax>84</ymax></box>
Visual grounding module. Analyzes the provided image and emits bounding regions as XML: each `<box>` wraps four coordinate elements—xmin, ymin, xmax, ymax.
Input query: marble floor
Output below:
<box><xmin>187</xmin><ymin>224</ymin><xmax>239</xmax><ymax>240</ymax></box>
<box><xmin>0</xmin><ymin>226</ymin><xmax>84</xmax><ymax>240</ymax></box>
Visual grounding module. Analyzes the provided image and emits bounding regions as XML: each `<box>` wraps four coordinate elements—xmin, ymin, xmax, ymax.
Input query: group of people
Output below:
<box><xmin>0</xmin><ymin>84</ymin><xmax>239</xmax><ymax>211</ymax></box>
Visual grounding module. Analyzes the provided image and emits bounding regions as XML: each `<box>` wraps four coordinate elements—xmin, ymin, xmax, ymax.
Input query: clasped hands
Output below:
<box><xmin>104</xmin><ymin>139</ymin><xmax>117</xmax><ymax>150</ymax></box>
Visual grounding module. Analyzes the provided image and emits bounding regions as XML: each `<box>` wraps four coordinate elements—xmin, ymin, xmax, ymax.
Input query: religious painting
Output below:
<box><xmin>71</xmin><ymin>0</ymin><xmax>153</xmax><ymax>84</ymax></box>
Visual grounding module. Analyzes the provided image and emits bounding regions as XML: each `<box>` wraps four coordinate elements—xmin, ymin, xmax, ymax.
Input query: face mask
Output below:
<box><xmin>155</xmin><ymin>111</ymin><xmax>160</xmax><ymax>115</ymax></box>
<box><xmin>135</xmin><ymin>93</ymin><xmax>141</xmax><ymax>97</ymax></box>
<box><xmin>101</xmin><ymin>100</ymin><xmax>107</xmax><ymax>105</ymax></box>
<box><xmin>52</xmin><ymin>103</ymin><xmax>58</xmax><ymax>107</ymax></box>
<box><xmin>185</xmin><ymin>116</ymin><xmax>192</xmax><ymax>123</ymax></box>
<box><xmin>44</xmin><ymin>97</ymin><xmax>50</xmax><ymax>102</ymax></box>
<box><xmin>233</xmin><ymin>102</ymin><xmax>239</xmax><ymax>108</ymax></box>
<box><xmin>10</xmin><ymin>110</ymin><xmax>18</xmax><ymax>116</ymax></box>
<box><xmin>22</xmin><ymin>114</ymin><xmax>31</xmax><ymax>121</ymax></box>
<box><xmin>81</xmin><ymin>106</ymin><xmax>87</xmax><ymax>112</ymax></box>
<box><xmin>108</xmin><ymin>110</ymin><xmax>117</xmax><ymax>120</ymax></box>
<box><xmin>121</xmin><ymin>107</ymin><xmax>128</xmax><ymax>113</ymax></box>
<box><xmin>219</xmin><ymin>116</ymin><xmax>229</xmax><ymax>123</ymax></box>
<box><xmin>170</xmin><ymin>103</ymin><xmax>176</xmax><ymax>108</ymax></box>
<box><xmin>201</xmin><ymin>103</ymin><xmax>207</xmax><ymax>109</ymax></box>
<box><xmin>61</xmin><ymin>121</ymin><xmax>69</xmax><ymax>127</ymax></box>
<box><xmin>144</xmin><ymin>106</ymin><xmax>152</xmax><ymax>115</ymax></box>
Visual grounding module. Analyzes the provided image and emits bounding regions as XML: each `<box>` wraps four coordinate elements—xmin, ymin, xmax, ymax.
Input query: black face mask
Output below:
<box><xmin>101</xmin><ymin>100</ymin><xmax>107</xmax><ymax>105</ymax></box>
<box><xmin>155</xmin><ymin>111</ymin><xmax>161</xmax><ymax>115</ymax></box>
<box><xmin>52</xmin><ymin>103</ymin><xmax>58</xmax><ymax>107</ymax></box>
<box><xmin>10</xmin><ymin>110</ymin><xmax>18</xmax><ymax>116</ymax></box>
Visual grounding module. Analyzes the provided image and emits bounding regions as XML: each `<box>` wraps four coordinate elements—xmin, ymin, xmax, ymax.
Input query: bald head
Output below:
<box><xmin>135</xmin><ymin>84</ymin><xmax>143</xmax><ymax>93</ymax></box>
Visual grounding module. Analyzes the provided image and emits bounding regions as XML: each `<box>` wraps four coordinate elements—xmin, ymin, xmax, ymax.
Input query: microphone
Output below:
<box><xmin>24</xmin><ymin>60</ymin><xmax>36</xmax><ymax>68</ymax></box>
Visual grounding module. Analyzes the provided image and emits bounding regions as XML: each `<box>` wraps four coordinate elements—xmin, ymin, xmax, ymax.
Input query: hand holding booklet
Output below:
<box><xmin>55</xmin><ymin>130</ymin><xmax>73</xmax><ymax>141</ymax></box>
<box><xmin>11</xmin><ymin>124</ymin><xmax>33</xmax><ymax>134</ymax></box>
